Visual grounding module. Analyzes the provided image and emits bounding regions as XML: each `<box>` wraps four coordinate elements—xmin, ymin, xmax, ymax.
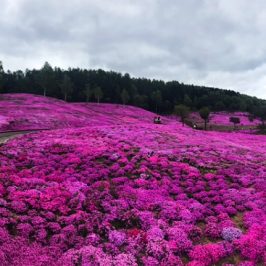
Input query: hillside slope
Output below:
<box><xmin>0</xmin><ymin>93</ymin><xmax>162</xmax><ymax>131</ymax></box>
<box><xmin>0</xmin><ymin>94</ymin><xmax>265</xmax><ymax>265</ymax></box>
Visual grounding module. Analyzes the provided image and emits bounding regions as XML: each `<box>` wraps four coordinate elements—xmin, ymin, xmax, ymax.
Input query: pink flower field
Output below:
<box><xmin>0</xmin><ymin>94</ymin><xmax>157</xmax><ymax>131</ymax></box>
<box><xmin>0</xmin><ymin>94</ymin><xmax>265</xmax><ymax>265</ymax></box>
<box><xmin>189</xmin><ymin>112</ymin><xmax>261</xmax><ymax>129</ymax></box>
<box><xmin>208</xmin><ymin>112</ymin><xmax>260</xmax><ymax>127</ymax></box>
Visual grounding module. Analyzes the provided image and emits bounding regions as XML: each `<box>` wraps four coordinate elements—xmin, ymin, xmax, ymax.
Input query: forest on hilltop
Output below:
<box><xmin>0</xmin><ymin>61</ymin><xmax>266</xmax><ymax>116</ymax></box>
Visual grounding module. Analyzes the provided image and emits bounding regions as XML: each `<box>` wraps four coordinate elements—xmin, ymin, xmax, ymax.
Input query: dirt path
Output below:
<box><xmin>0</xmin><ymin>132</ymin><xmax>23</xmax><ymax>144</ymax></box>
<box><xmin>0</xmin><ymin>130</ymin><xmax>38</xmax><ymax>145</ymax></box>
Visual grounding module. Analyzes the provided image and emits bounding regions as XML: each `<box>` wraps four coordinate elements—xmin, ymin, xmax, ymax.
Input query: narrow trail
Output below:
<box><xmin>0</xmin><ymin>132</ymin><xmax>25</xmax><ymax>144</ymax></box>
<box><xmin>0</xmin><ymin>130</ymin><xmax>44</xmax><ymax>144</ymax></box>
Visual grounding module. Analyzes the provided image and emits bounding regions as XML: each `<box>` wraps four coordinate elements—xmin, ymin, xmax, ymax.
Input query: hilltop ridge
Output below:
<box><xmin>0</xmin><ymin>93</ymin><xmax>164</xmax><ymax>131</ymax></box>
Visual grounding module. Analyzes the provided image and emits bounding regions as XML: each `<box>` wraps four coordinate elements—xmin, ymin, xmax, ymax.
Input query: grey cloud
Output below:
<box><xmin>0</xmin><ymin>0</ymin><xmax>266</xmax><ymax>99</ymax></box>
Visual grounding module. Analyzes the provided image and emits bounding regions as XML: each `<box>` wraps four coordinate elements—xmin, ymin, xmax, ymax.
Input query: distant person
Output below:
<box><xmin>154</xmin><ymin>116</ymin><xmax>162</xmax><ymax>124</ymax></box>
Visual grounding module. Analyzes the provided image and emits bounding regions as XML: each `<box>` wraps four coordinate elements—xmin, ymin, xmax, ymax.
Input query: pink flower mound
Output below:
<box><xmin>167</xmin><ymin>227</ymin><xmax>192</xmax><ymax>253</ymax></box>
<box><xmin>0</xmin><ymin>94</ymin><xmax>265</xmax><ymax>265</ymax></box>
<box><xmin>189</xmin><ymin>243</ymin><xmax>226</xmax><ymax>266</ymax></box>
<box><xmin>59</xmin><ymin>245</ymin><xmax>113</xmax><ymax>265</ymax></box>
<box><xmin>109</xmin><ymin>230</ymin><xmax>126</xmax><ymax>246</ymax></box>
<box><xmin>235</xmin><ymin>224</ymin><xmax>266</xmax><ymax>264</ymax></box>
<box><xmin>0</xmin><ymin>236</ymin><xmax>61</xmax><ymax>266</ymax></box>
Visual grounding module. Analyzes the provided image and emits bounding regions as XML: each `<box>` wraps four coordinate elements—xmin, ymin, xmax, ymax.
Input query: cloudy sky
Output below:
<box><xmin>1</xmin><ymin>0</ymin><xmax>266</xmax><ymax>99</ymax></box>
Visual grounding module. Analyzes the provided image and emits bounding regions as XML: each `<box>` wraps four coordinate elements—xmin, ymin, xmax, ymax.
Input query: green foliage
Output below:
<box><xmin>254</xmin><ymin>105</ymin><xmax>266</xmax><ymax>125</ymax></box>
<box><xmin>184</xmin><ymin>94</ymin><xmax>192</xmax><ymax>107</ymax></box>
<box><xmin>174</xmin><ymin>104</ymin><xmax>190</xmax><ymax>126</ymax></box>
<box><xmin>60</xmin><ymin>74</ymin><xmax>73</xmax><ymax>101</ymax></box>
<box><xmin>121</xmin><ymin>89</ymin><xmax>130</xmax><ymax>105</ymax></box>
<box><xmin>151</xmin><ymin>90</ymin><xmax>162</xmax><ymax>113</ymax></box>
<box><xmin>37</xmin><ymin>62</ymin><xmax>54</xmax><ymax>96</ymax></box>
<box><xmin>214</xmin><ymin>101</ymin><xmax>225</xmax><ymax>111</ymax></box>
<box><xmin>0</xmin><ymin>61</ymin><xmax>266</xmax><ymax>114</ymax></box>
<box><xmin>0</xmin><ymin>61</ymin><xmax>3</xmax><ymax>91</ymax></box>
<box><xmin>84</xmin><ymin>83</ymin><xmax>93</xmax><ymax>102</ymax></box>
<box><xmin>199</xmin><ymin>107</ymin><xmax>210</xmax><ymax>120</ymax></box>
<box><xmin>133</xmin><ymin>94</ymin><xmax>148</xmax><ymax>108</ymax></box>
<box><xmin>199</xmin><ymin>107</ymin><xmax>210</xmax><ymax>130</ymax></box>
<box><xmin>94</xmin><ymin>86</ymin><xmax>103</xmax><ymax>104</ymax></box>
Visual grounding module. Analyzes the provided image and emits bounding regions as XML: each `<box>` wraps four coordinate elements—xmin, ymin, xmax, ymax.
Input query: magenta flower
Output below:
<box><xmin>109</xmin><ymin>230</ymin><xmax>126</xmax><ymax>247</ymax></box>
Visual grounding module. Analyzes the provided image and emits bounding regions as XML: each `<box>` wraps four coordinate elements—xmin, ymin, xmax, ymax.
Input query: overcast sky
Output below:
<box><xmin>1</xmin><ymin>0</ymin><xmax>266</xmax><ymax>99</ymax></box>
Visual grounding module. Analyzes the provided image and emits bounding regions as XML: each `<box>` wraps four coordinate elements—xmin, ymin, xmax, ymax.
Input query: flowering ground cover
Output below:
<box><xmin>208</xmin><ymin>112</ymin><xmax>260</xmax><ymax>127</ymax></box>
<box><xmin>0</xmin><ymin>94</ymin><xmax>265</xmax><ymax>265</ymax></box>
<box><xmin>189</xmin><ymin>112</ymin><xmax>260</xmax><ymax>130</ymax></box>
<box><xmin>0</xmin><ymin>93</ymin><xmax>157</xmax><ymax>131</ymax></box>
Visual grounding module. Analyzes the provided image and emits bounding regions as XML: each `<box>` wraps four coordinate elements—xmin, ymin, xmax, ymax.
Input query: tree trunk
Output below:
<box><xmin>64</xmin><ymin>93</ymin><xmax>67</xmax><ymax>101</ymax></box>
<box><xmin>97</xmin><ymin>97</ymin><xmax>99</xmax><ymax>104</ymax></box>
<box><xmin>204</xmin><ymin>120</ymin><xmax>207</xmax><ymax>130</ymax></box>
<box><xmin>43</xmin><ymin>88</ymin><xmax>46</xmax><ymax>97</ymax></box>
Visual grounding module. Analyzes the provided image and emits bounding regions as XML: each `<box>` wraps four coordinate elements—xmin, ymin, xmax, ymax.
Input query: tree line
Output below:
<box><xmin>0</xmin><ymin>61</ymin><xmax>266</xmax><ymax>121</ymax></box>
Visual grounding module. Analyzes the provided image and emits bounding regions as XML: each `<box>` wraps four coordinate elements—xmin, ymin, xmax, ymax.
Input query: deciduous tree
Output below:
<box><xmin>199</xmin><ymin>107</ymin><xmax>210</xmax><ymax>130</ymax></box>
<box><xmin>230</xmin><ymin>116</ymin><xmax>240</xmax><ymax>129</ymax></box>
<box><xmin>174</xmin><ymin>104</ymin><xmax>190</xmax><ymax>126</ymax></box>
<box><xmin>121</xmin><ymin>89</ymin><xmax>130</xmax><ymax>106</ymax></box>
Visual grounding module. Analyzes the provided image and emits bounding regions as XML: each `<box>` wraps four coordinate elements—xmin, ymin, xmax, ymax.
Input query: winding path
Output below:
<box><xmin>0</xmin><ymin>132</ymin><xmax>25</xmax><ymax>144</ymax></box>
<box><xmin>0</xmin><ymin>130</ymin><xmax>45</xmax><ymax>144</ymax></box>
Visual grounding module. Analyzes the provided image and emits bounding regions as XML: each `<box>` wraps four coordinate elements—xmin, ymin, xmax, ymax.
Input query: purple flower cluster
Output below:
<box><xmin>222</xmin><ymin>227</ymin><xmax>243</xmax><ymax>241</ymax></box>
<box><xmin>109</xmin><ymin>230</ymin><xmax>126</xmax><ymax>247</ymax></box>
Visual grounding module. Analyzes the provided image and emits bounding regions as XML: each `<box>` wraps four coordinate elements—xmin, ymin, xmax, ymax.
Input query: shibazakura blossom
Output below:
<box><xmin>0</xmin><ymin>93</ymin><xmax>157</xmax><ymax>131</ymax></box>
<box><xmin>0</xmin><ymin>93</ymin><xmax>262</xmax><ymax>132</ymax></box>
<box><xmin>189</xmin><ymin>112</ymin><xmax>260</xmax><ymax>127</ymax></box>
<box><xmin>0</xmin><ymin>94</ymin><xmax>265</xmax><ymax>265</ymax></box>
